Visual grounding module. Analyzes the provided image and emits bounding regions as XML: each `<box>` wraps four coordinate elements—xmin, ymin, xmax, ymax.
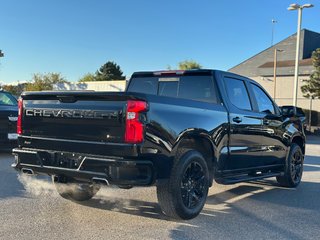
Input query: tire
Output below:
<box><xmin>157</xmin><ymin>149</ymin><xmax>209</xmax><ymax>220</ymax></box>
<box><xmin>53</xmin><ymin>177</ymin><xmax>100</xmax><ymax>201</ymax></box>
<box><xmin>276</xmin><ymin>143</ymin><xmax>304</xmax><ymax>188</ymax></box>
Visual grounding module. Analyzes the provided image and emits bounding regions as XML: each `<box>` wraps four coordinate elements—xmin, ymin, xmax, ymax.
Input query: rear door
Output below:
<box><xmin>221</xmin><ymin>75</ymin><xmax>263</xmax><ymax>170</ymax></box>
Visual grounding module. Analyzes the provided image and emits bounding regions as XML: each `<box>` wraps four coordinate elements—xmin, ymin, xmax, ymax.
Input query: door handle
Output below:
<box><xmin>232</xmin><ymin>116</ymin><xmax>242</xmax><ymax>123</ymax></box>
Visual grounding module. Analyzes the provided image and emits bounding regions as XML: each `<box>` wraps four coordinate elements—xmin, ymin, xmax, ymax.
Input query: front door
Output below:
<box><xmin>248</xmin><ymin>83</ymin><xmax>287</xmax><ymax>166</ymax></box>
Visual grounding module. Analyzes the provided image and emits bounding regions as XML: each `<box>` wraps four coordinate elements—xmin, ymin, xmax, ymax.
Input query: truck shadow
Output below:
<box><xmin>79</xmin><ymin>179</ymin><xmax>319</xmax><ymax>225</ymax></box>
<box><xmin>170</xmin><ymin>180</ymin><xmax>320</xmax><ymax>239</ymax></box>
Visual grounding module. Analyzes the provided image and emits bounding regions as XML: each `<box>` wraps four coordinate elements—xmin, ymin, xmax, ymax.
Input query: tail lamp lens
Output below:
<box><xmin>125</xmin><ymin>100</ymin><xmax>147</xmax><ymax>143</ymax></box>
<box><xmin>17</xmin><ymin>98</ymin><xmax>23</xmax><ymax>135</ymax></box>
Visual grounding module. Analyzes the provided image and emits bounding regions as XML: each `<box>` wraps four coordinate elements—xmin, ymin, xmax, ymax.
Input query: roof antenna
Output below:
<box><xmin>271</xmin><ymin>19</ymin><xmax>278</xmax><ymax>46</ymax></box>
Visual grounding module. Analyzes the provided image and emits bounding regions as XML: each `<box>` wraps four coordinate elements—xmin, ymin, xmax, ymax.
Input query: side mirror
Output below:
<box><xmin>280</xmin><ymin>106</ymin><xmax>295</xmax><ymax>118</ymax></box>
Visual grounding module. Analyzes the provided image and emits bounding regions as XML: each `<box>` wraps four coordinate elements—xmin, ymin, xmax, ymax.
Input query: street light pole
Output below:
<box><xmin>0</xmin><ymin>50</ymin><xmax>3</xmax><ymax>91</ymax></box>
<box><xmin>292</xmin><ymin>7</ymin><xmax>302</xmax><ymax>107</ymax></box>
<box><xmin>288</xmin><ymin>3</ymin><xmax>314</xmax><ymax>107</ymax></box>
<box><xmin>271</xmin><ymin>19</ymin><xmax>277</xmax><ymax>46</ymax></box>
<box><xmin>274</xmin><ymin>48</ymin><xmax>277</xmax><ymax>99</ymax></box>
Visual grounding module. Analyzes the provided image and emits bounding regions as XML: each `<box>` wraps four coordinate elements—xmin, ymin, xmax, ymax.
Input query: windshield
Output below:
<box><xmin>0</xmin><ymin>92</ymin><xmax>18</xmax><ymax>106</ymax></box>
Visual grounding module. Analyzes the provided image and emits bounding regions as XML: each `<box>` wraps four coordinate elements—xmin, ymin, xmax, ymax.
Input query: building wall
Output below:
<box><xmin>53</xmin><ymin>80</ymin><xmax>127</xmax><ymax>92</ymax></box>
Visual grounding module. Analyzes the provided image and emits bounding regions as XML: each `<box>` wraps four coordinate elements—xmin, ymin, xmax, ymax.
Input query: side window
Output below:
<box><xmin>224</xmin><ymin>77</ymin><xmax>252</xmax><ymax>111</ymax></box>
<box><xmin>251</xmin><ymin>84</ymin><xmax>275</xmax><ymax>114</ymax></box>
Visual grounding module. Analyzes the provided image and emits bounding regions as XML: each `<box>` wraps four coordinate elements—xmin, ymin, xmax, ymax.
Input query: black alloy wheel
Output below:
<box><xmin>276</xmin><ymin>143</ymin><xmax>304</xmax><ymax>188</ymax></box>
<box><xmin>290</xmin><ymin>149</ymin><xmax>303</xmax><ymax>184</ymax></box>
<box><xmin>181</xmin><ymin>162</ymin><xmax>206</xmax><ymax>209</ymax></box>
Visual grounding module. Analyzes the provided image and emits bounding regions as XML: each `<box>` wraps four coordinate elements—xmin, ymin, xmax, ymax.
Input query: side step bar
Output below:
<box><xmin>218</xmin><ymin>172</ymin><xmax>282</xmax><ymax>185</ymax></box>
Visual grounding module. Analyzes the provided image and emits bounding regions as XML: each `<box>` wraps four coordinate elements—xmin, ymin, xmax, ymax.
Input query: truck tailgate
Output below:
<box><xmin>20</xmin><ymin>92</ymin><xmax>145</xmax><ymax>144</ymax></box>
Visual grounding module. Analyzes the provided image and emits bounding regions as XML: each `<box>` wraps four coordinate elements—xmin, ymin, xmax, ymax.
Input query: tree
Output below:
<box><xmin>96</xmin><ymin>61</ymin><xmax>125</xmax><ymax>81</ymax></box>
<box><xmin>25</xmin><ymin>73</ymin><xmax>67</xmax><ymax>91</ymax></box>
<box><xmin>2</xmin><ymin>83</ymin><xmax>26</xmax><ymax>97</ymax></box>
<box><xmin>301</xmin><ymin>48</ymin><xmax>320</xmax><ymax>98</ymax></box>
<box><xmin>78</xmin><ymin>73</ymin><xmax>96</xmax><ymax>82</ymax></box>
<box><xmin>178</xmin><ymin>60</ymin><xmax>202</xmax><ymax>70</ymax></box>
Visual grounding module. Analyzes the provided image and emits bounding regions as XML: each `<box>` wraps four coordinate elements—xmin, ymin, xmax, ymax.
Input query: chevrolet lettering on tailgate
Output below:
<box><xmin>25</xmin><ymin>109</ymin><xmax>119</xmax><ymax>120</ymax></box>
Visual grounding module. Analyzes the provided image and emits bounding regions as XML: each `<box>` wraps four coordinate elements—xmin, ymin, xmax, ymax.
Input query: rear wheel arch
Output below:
<box><xmin>173</xmin><ymin>135</ymin><xmax>216</xmax><ymax>185</ymax></box>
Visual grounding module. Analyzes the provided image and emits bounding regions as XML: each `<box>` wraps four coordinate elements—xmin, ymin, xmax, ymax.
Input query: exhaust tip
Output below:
<box><xmin>21</xmin><ymin>168</ymin><xmax>34</xmax><ymax>175</ymax></box>
<box><xmin>92</xmin><ymin>177</ymin><xmax>109</xmax><ymax>185</ymax></box>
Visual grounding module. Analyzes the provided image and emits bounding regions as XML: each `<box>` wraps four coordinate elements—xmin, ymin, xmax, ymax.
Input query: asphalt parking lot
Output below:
<box><xmin>0</xmin><ymin>136</ymin><xmax>319</xmax><ymax>240</ymax></box>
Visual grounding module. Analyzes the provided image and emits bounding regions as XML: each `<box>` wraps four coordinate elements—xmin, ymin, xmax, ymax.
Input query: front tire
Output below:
<box><xmin>157</xmin><ymin>150</ymin><xmax>209</xmax><ymax>220</ymax></box>
<box><xmin>53</xmin><ymin>177</ymin><xmax>100</xmax><ymax>201</ymax></box>
<box><xmin>276</xmin><ymin>143</ymin><xmax>304</xmax><ymax>188</ymax></box>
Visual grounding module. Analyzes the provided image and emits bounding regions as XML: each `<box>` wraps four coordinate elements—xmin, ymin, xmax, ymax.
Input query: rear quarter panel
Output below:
<box><xmin>141</xmin><ymin>94</ymin><xmax>229</xmax><ymax>175</ymax></box>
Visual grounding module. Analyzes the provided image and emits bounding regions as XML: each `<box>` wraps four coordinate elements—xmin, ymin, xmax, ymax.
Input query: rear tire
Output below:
<box><xmin>157</xmin><ymin>150</ymin><xmax>209</xmax><ymax>220</ymax></box>
<box><xmin>53</xmin><ymin>177</ymin><xmax>100</xmax><ymax>201</ymax></box>
<box><xmin>276</xmin><ymin>143</ymin><xmax>304</xmax><ymax>188</ymax></box>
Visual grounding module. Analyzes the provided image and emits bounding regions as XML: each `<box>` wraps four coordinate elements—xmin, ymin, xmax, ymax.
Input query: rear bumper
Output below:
<box><xmin>12</xmin><ymin>148</ymin><xmax>155</xmax><ymax>186</ymax></box>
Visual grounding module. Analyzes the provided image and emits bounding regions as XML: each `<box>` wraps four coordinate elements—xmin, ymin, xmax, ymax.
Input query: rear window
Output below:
<box><xmin>128</xmin><ymin>76</ymin><xmax>218</xmax><ymax>103</ymax></box>
<box><xmin>158</xmin><ymin>78</ymin><xmax>179</xmax><ymax>97</ymax></box>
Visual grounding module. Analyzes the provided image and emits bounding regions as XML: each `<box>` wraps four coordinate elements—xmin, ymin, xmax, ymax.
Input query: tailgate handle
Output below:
<box><xmin>57</xmin><ymin>96</ymin><xmax>77</xmax><ymax>103</ymax></box>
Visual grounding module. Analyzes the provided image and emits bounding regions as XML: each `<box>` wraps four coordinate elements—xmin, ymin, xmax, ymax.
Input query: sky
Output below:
<box><xmin>0</xmin><ymin>0</ymin><xmax>319</xmax><ymax>83</ymax></box>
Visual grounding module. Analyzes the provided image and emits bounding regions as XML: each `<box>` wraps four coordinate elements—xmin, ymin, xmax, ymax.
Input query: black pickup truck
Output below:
<box><xmin>13</xmin><ymin>69</ymin><xmax>305</xmax><ymax>219</ymax></box>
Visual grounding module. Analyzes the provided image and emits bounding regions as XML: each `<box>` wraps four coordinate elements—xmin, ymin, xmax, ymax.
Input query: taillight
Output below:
<box><xmin>17</xmin><ymin>98</ymin><xmax>23</xmax><ymax>135</ymax></box>
<box><xmin>125</xmin><ymin>100</ymin><xmax>147</xmax><ymax>143</ymax></box>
